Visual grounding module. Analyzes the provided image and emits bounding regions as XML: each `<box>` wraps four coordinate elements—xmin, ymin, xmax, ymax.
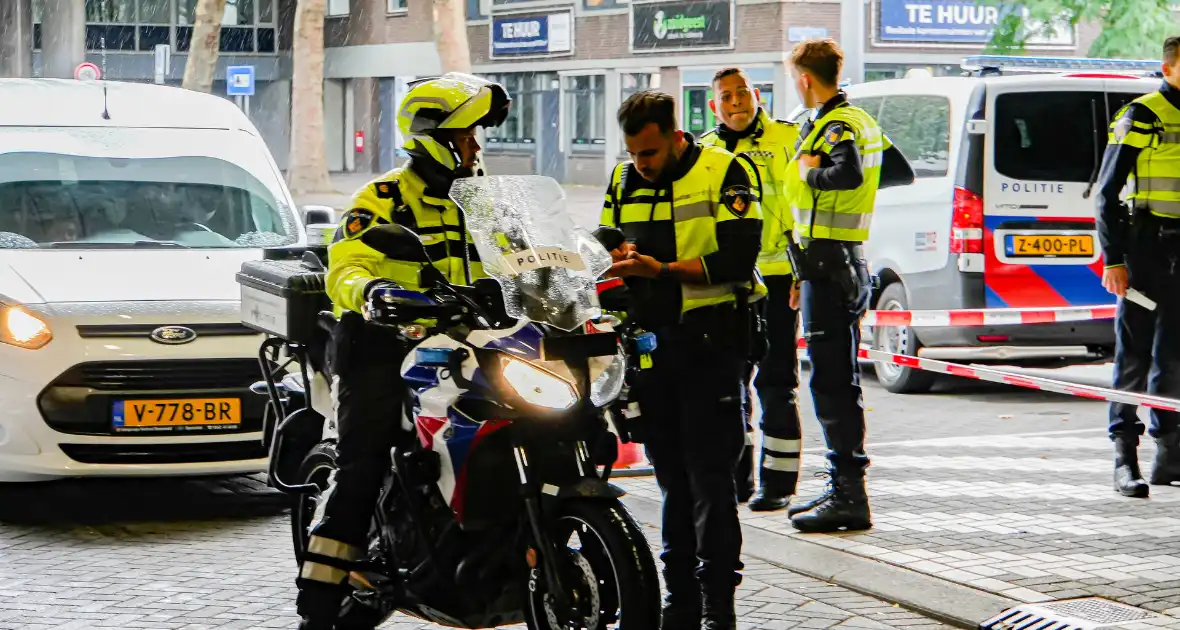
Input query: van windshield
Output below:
<box><xmin>993</xmin><ymin>90</ymin><xmax>1139</xmax><ymax>182</ymax></box>
<box><xmin>0</xmin><ymin>127</ymin><xmax>298</xmax><ymax>250</ymax></box>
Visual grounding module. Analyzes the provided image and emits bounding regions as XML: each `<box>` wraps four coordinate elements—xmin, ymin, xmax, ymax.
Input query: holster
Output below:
<box><xmin>791</xmin><ymin>237</ymin><xmax>861</xmax><ymax>305</ymax></box>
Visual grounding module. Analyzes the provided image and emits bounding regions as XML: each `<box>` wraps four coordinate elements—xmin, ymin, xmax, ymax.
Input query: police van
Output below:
<box><xmin>841</xmin><ymin>56</ymin><xmax>1161</xmax><ymax>393</ymax></box>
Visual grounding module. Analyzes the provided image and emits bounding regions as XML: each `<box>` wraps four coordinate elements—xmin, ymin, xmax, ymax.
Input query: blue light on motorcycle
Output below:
<box><xmin>635</xmin><ymin>332</ymin><xmax>657</xmax><ymax>355</ymax></box>
<box><xmin>416</xmin><ymin>347</ymin><xmax>454</xmax><ymax>367</ymax></box>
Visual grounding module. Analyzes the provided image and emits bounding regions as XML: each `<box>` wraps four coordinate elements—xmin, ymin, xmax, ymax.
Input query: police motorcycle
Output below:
<box><xmin>237</xmin><ymin>175</ymin><xmax>661</xmax><ymax>630</ymax></box>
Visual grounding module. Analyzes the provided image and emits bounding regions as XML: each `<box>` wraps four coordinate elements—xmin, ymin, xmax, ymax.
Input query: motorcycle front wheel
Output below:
<box><xmin>525</xmin><ymin>500</ymin><xmax>661</xmax><ymax>630</ymax></box>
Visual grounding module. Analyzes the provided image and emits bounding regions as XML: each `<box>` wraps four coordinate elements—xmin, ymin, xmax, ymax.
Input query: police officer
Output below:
<box><xmin>1097</xmin><ymin>36</ymin><xmax>1180</xmax><ymax>499</ymax></box>
<box><xmin>781</xmin><ymin>39</ymin><xmax>912</xmax><ymax>533</ymax></box>
<box><xmin>600</xmin><ymin>89</ymin><xmax>764</xmax><ymax>630</ymax></box>
<box><xmin>700</xmin><ymin>67</ymin><xmax>803</xmax><ymax>513</ymax></box>
<box><xmin>296</xmin><ymin>73</ymin><xmax>510</xmax><ymax>629</ymax></box>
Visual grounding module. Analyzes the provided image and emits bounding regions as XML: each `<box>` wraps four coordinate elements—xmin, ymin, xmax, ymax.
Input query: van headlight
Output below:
<box><xmin>1</xmin><ymin>304</ymin><xmax>52</xmax><ymax>350</ymax></box>
<box><xmin>590</xmin><ymin>352</ymin><xmax>626</xmax><ymax>407</ymax></box>
<box><xmin>502</xmin><ymin>357</ymin><xmax>578</xmax><ymax>410</ymax></box>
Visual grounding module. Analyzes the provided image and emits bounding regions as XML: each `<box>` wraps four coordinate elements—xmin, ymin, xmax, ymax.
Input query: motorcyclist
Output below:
<box><xmin>295</xmin><ymin>72</ymin><xmax>510</xmax><ymax>630</ymax></box>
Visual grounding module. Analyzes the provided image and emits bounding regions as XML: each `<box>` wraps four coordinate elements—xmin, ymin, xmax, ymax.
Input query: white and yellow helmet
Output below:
<box><xmin>398</xmin><ymin>72</ymin><xmax>511</xmax><ymax>173</ymax></box>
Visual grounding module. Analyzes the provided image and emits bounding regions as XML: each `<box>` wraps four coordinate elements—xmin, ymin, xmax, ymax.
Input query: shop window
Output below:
<box><xmin>138</xmin><ymin>0</ymin><xmax>170</xmax><ymax>23</ymax></box>
<box><xmin>876</xmin><ymin>95</ymin><xmax>950</xmax><ymax>178</ymax></box>
<box><xmin>568</xmin><ymin>75</ymin><xmax>605</xmax><ymax>148</ymax></box>
<box><xmin>484</xmin><ymin>73</ymin><xmax>537</xmax><ymax>147</ymax></box>
<box><xmin>467</xmin><ymin>0</ymin><xmax>486</xmax><ymax>20</ymax></box>
<box><xmin>86</xmin><ymin>0</ymin><xmax>135</xmax><ymax>23</ymax></box>
<box><xmin>225</xmin><ymin>0</ymin><xmax>256</xmax><ymax>25</ymax></box>
<box><xmin>138</xmin><ymin>25</ymin><xmax>169</xmax><ymax>50</ymax></box>
<box><xmin>87</xmin><ymin>25</ymin><xmax>137</xmax><ymax>51</ymax></box>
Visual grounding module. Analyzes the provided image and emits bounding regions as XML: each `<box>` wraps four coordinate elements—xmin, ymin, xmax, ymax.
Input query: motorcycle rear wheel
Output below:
<box><xmin>524</xmin><ymin>500</ymin><xmax>661</xmax><ymax>630</ymax></box>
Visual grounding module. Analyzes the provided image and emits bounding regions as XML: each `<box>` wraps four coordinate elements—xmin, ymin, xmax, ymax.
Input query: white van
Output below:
<box><xmin>843</xmin><ymin>56</ymin><xmax>1160</xmax><ymax>393</ymax></box>
<box><xmin>0</xmin><ymin>78</ymin><xmax>307</xmax><ymax>481</ymax></box>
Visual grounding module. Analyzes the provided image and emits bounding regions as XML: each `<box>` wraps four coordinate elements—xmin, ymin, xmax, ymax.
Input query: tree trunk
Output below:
<box><xmin>181</xmin><ymin>0</ymin><xmax>227</xmax><ymax>93</ymax></box>
<box><xmin>432</xmin><ymin>0</ymin><xmax>472</xmax><ymax>73</ymax></box>
<box><xmin>287</xmin><ymin>0</ymin><xmax>332</xmax><ymax>195</ymax></box>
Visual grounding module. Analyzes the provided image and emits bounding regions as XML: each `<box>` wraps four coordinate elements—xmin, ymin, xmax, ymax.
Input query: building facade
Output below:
<box><xmin>0</xmin><ymin>0</ymin><xmax>1122</xmax><ymax>185</ymax></box>
<box><xmin>0</xmin><ymin>0</ymin><xmax>297</xmax><ymax>168</ymax></box>
<box><xmin>324</xmin><ymin>0</ymin><xmax>1114</xmax><ymax>186</ymax></box>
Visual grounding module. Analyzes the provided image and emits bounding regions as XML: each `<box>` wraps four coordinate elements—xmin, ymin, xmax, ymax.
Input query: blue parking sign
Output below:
<box><xmin>227</xmin><ymin>65</ymin><xmax>255</xmax><ymax>96</ymax></box>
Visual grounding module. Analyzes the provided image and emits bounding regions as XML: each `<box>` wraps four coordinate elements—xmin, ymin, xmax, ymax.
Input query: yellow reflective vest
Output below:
<box><xmin>600</xmin><ymin>142</ymin><xmax>767</xmax><ymax>321</ymax></box>
<box><xmin>1112</xmin><ymin>90</ymin><xmax>1180</xmax><ymax>219</ymax></box>
<box><xmin>785</xmin><ymin>102</ymin><xmax>888</xmax><ymax>242</ymax></box>
<box><xmin>700</xmin><ymin>109</ymin><xmax>800</xmax><ymax>277</ymax></box>
<box><xmin>326</xmin><ymin>167</ymin><xmax>486</xmax><ymax>316</ymax></box>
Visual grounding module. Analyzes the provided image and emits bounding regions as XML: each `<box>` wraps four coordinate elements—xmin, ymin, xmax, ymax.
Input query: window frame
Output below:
<box><xmin>482</xmin><ymin>72</ymin><xmax>541</xmax><ymax>151</ymax></box>
<box><xmin>327</xmin><ymin>0</ymin><xmax>351</xmax><ymax>18</ymax></box>
<box><xmin>387</xmin><ymin>0</ymin><xmax>408</xmax><ymax>13</ymax></box>
<box><xmin>565</xmin><ymin>73</ymin><xmax>606</xmax><ymax>153</ymax></box>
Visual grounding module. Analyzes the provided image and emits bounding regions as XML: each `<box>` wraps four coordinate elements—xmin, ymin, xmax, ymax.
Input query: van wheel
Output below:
<box><xmin>871</xmin><ymin>283</ymin><xmax>936</xmax><ymax>394</ymax></box>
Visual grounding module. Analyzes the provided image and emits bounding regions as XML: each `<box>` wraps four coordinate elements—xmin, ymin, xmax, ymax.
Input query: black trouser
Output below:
<box><xmin>1109</xmin><ymin>217</ymin><xmax>1180</xmax><ymax>439</ymax></box>
<box><xmin>638</xmin><ymin>305</ymin><xmax>747</xmax><ymax>605</ymax></box>
<box><xmin>800</xmin><ymin>248</ymin><xmax>872</xmax><ymax>474</ymax></box>
<box><xmin>751</xmin><ymin>274</ymin><xmax>803</xmax><ymax>493</ymax></box>
<box><xmin>297</xmin><ymin>312</ymin><xmax>413</xmax><ymax>618</ymax></box>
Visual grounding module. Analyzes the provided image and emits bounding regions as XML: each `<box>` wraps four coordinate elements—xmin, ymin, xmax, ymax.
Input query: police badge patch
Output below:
<box><xmin>824</xmin><ymin>122</ymin><xmax>844</xmax><ymax>147</ymax></box>
<box><xmin>722</xmin><ymin>185</ymin><xmax>752</xmax><ymax>218</ymax></box>
<box><xmin>374</xmin><ymin>181</ymin><xmax>396</xmax><ymax>199</ymax></box>
<box><xmin>342</xmin><ymin>209</ymin><xmax>375</xmax><ymax>239</ymax></box>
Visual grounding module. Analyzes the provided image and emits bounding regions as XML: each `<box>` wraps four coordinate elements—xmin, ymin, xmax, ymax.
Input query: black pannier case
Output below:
<box><xmin>236</xmin><ymin>250</ymin><xmax>331</xmax><ymax>344</ymax></box>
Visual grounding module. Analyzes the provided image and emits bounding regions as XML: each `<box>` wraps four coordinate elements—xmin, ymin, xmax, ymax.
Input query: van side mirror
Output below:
<box><xmin>302</xmin><ymin>205</ymin><xmax>335</xmax><ymax>225</ymax></box>
<box><xmin>360</xmin><ymin>223</ymin><xmax>432</xmax><ymax>264</ymax></box>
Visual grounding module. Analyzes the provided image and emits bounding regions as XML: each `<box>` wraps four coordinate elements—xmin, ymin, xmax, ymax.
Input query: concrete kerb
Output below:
<box><xmin>619</xmin><ymin>492</ymin><xmax>1019</xmax><ymax>630</ymax></box>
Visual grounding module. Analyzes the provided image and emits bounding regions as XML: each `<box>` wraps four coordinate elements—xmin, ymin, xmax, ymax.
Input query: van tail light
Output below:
<box><xmin>950</xmin><ymin>187</ymin><xmax>984</xmax><ymax>254</ymax></box>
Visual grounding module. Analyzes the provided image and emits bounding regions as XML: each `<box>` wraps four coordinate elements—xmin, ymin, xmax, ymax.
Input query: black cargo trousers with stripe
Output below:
<box><xmin>297</xmin><ymin>312</ymin><xmax>415</xmax><ymax>623</ymax></box>
<box><xmin>740</xmin><ymin>274</ymin><xmax>803</xmax><ymax>496</ymax></box>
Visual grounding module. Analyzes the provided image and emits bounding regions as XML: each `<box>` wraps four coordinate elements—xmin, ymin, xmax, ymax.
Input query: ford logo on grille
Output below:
<box><xmin>150</xmin><ymin>326</ymin><xmax>198</xmax><ymax>345</ymax></box>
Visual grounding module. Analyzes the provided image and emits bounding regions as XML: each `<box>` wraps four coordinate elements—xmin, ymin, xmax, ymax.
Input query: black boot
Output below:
<box><xmin>787</xmin><ymin>471</ymin><xmax>835</xmax><ymax>517</ymax></box>
<box><xmin>659</xmin><ymin>573</ymin><xmax>701</xmax><ymax>630</ymax></box>
<box><xmin>701</xmin><ymin>580</ymin><xmax>737</xmax><ymax>630</ymax></box>
<box><xmin>1151</xmin><ymin>433</ymin><xmax>1180</xmax><ymax>486</ymax></box>
<box><xmin>790</xmin><ymin>472</ymin><xmax>871</xmax><ymax>533</ymax></box>
<box><xmin>748</xmin><ymin>487</ymin><xmax>791</xmax><ymax>512</ymax></box>
<box><xmin>735</xmin><ymin>444</ymin><xmax>755</xmax><ymax>504</ymax></box>
<box><xmin>296</xmin><ymin>580</ymin><xmax>347</xmax><ymax>630</ymax></box>
<box><xmin>1113</xmin><ymin>434</ymin><xmax>1150</xmax><ymax>497</ymax></box>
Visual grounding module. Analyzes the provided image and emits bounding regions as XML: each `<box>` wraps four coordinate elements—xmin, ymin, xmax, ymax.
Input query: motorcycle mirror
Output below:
<box><xmin>592</xmin><ymin>226</ymin><xmax>626</xmax><ymax>252</ymax></box>
<box><xmin>361</xmin><ymin>224</ymin><xmax>432</xmax><ymax>264</ymax></box>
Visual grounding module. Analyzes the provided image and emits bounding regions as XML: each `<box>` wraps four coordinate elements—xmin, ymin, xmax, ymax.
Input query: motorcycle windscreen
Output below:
<box><xmin>449</xmin><ymin>175</ymin><xmax>612</xmax><ymax>331</ymax></box>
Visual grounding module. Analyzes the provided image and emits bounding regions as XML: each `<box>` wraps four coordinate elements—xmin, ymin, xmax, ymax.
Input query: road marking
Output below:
<box><xmin>869</xmin><ymin>428</ymin><xmax>1105</xmax><ymax>448</ymax></box>
<box><xmin>802</xmin><ymin>453</ymin><xmax>1109</xmax><ymax>473</ymax></box>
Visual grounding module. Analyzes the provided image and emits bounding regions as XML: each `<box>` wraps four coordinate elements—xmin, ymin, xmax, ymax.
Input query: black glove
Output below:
<box><xmin>362</xmin><ymin>280</ymin><xmax>405</xmax><ymax>322</ymax></box>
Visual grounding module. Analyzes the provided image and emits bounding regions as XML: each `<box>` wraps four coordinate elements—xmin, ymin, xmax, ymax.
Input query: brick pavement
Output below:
<box><xmin>615</xmin><ymin>363</ymin><xmax>1180</xmax><ymax>626</ymax></box>
<box><xmin>0</xmin><ymin>474</ymin><xmax>952</xmax><ymax>630</ymax></box>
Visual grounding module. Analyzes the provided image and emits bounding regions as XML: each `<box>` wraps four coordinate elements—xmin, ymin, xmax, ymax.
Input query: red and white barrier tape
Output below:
<box><xmin>861</xmin><ymin>305</ymin><xmax>1117</xmax><ymax>328</ymax></box>
<box><xmin>596</xmin><ymin>279</ymin><xmax>1115</xmax><ymax>328</ymax></box>
<box><xmin>858</xmin><ymin>345</ymin><xmax>1180</xmax><ymax>411</ymax></box>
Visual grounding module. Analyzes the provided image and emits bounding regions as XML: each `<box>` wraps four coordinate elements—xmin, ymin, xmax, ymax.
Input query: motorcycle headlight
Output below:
<box><xmin>590</xmin><ymin>351</ymin><xmax>626</xmax><ymax>407</ymax></box>
<box><xmin>1</xmin><ymin>304</ymin><xmax>52</xmax><ymax>350</ymax></box>
<box><xmin>502</xmin><ymin>357</ymin><xmax>578</xmax><ymax>410</ymax></box>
